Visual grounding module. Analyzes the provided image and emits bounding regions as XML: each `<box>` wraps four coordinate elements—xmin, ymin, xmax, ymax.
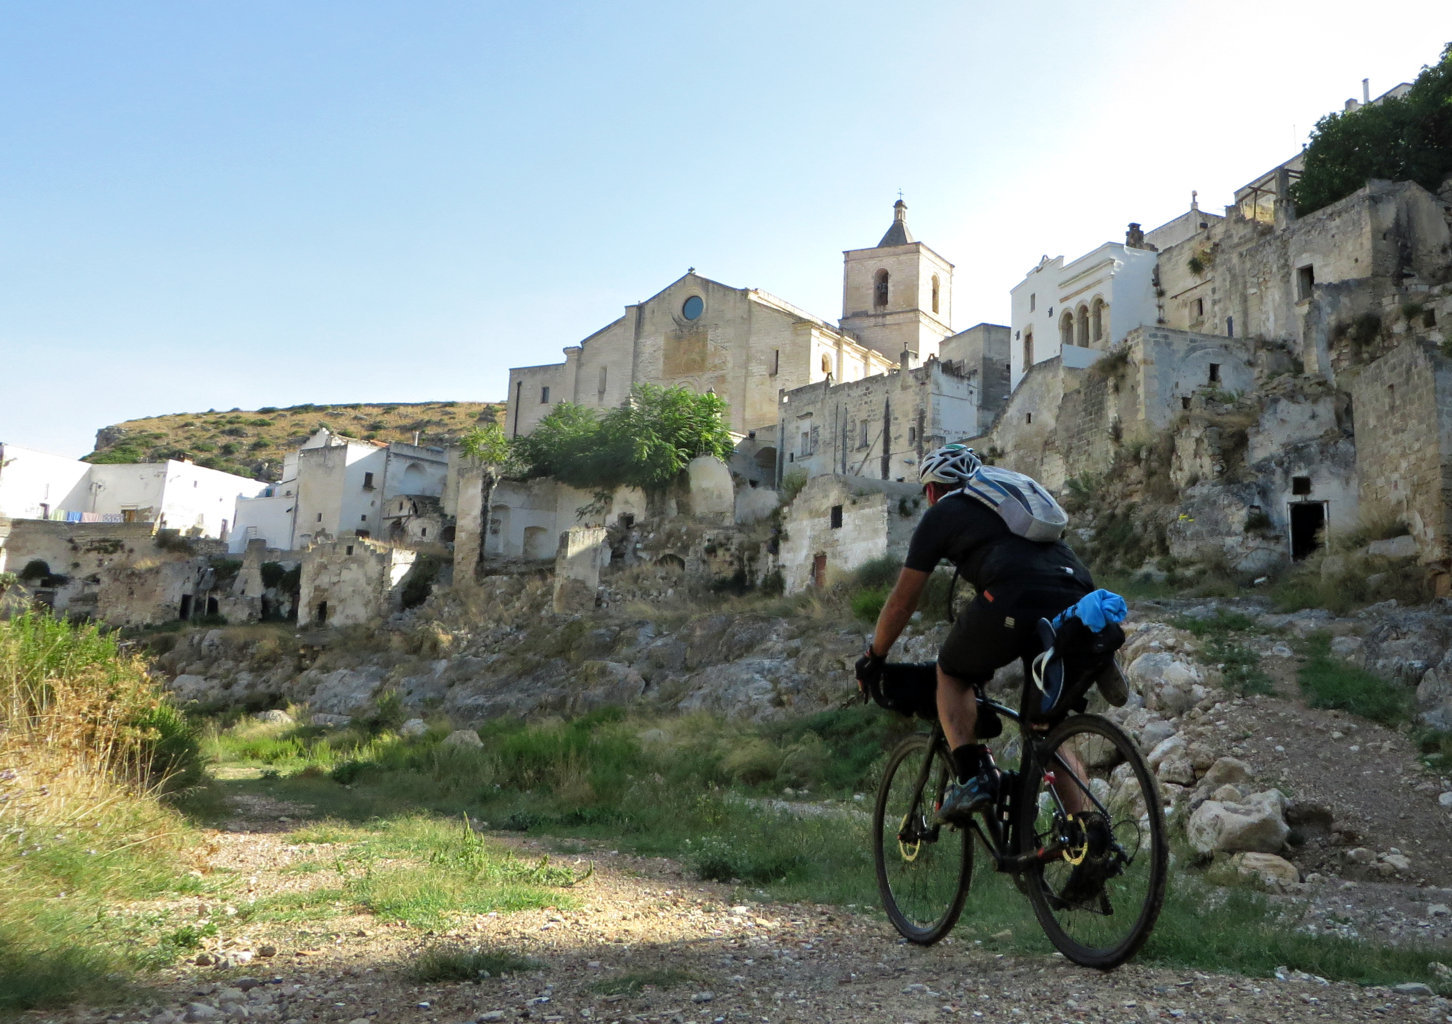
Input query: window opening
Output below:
<box><xmin>1208</xmin><ymin>363</ymin><xmax>1221</xmax><ymax>383</ymax></box>
<box><xmin>830</xmin><ymin>505</ymin><xmax>843</xmax><ymax>529</ymax></box>
<box><xmin>1292</xmin><ymin>476</ymin><xmax>1312</xmax><ymax>496</ymax></box>
<box><xmin>540</xmin><ymin>386</ymin><xmax>550</xmax><ymax>403</ymax></box>
<box><xmin>931</xmin><ymin>275</ymin><xmax>940</xmax><ymax>314</ymax></box>
<box><xmin>1024</xmin><ymin>330</ymin><xmax>1034</xmax><ymax>369</ymax></box>
<box><xmin>874</xmin><ymin>270</ymin><xmax>889</xmax><ymax>308</ymax></box>
<box><xmin>363</xmin><ymin>472</ymin><xmax>374</xmax><ymax>490</ymax></box>
<box><xmin>345</xmin><ymin>545</ymin><xmax>354</xmax><ymax>555</ymax></box>
<box><xmin>316</xmin><ymin>601</ymin><xmax>328</xmax><ymax>624</ymax></box>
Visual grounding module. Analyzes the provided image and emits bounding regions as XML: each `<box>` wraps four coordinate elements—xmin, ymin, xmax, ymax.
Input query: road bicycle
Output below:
<box><xmin>867</xmin><ymin>660</ymin><xmax>1168</xmax><ymax>969</ymax></box>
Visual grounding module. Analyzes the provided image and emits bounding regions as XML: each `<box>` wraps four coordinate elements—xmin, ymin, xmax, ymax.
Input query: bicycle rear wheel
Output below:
<box><xmin>872</xmin><ymin>732</ymin><xmax>971</xmax><ymax>944</ymax></box>
<box><xmin>1017</xmin><ymin>714</ymin><xmax>1167</xmax><ymax>969</ymax></box>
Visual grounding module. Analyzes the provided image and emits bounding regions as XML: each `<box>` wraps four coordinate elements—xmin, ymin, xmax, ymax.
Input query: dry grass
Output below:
<box><xmin>1</xmin><ymin>614</ymin><xmax>206</xmax><ymax>1011</ymax></box>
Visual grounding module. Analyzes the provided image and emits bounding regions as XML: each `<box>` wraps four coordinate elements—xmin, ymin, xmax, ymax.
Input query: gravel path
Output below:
<box><xmin>25</xmin><ymin>824</ymin><xmax>1452</xmax><ymax>1024</ymax></box>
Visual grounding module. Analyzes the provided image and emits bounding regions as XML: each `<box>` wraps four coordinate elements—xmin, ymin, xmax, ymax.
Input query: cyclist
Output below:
<box><xmin>855</xmin><ymin>443</ymin><xmax>1101</xmax><ymax>824</ymax></box>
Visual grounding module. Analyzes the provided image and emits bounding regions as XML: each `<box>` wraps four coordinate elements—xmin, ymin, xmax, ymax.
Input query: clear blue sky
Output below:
<box><xmin>2</xmin><ymin>2</ymin><xmax>1447</xmax><ymax>459</ymax></box>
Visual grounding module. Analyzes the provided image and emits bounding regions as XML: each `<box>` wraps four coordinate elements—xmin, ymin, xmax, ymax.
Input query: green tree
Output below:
<box><xmin>1292</xmin><ymin>42</ymin><xmax>1452</xmax><ymax>216</ymax></box>
<box><xmin>513</xmin><ymin>384</ymin><xmax>734</xmax><ymax>495</ymax></box>
<box><xmin>459</xmin><ymin>423</ymin><xmax>517</xmax><ymax>575</ymax></box>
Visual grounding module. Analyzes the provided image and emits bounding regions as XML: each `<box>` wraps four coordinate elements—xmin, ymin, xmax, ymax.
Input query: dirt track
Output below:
<box><xmin>27</xmin><ymin>823</ymin><xmax>1450</xmax><ymax>1024</ymax></box>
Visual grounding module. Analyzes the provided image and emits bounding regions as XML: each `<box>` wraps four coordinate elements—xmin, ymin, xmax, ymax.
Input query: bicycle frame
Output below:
<box><xmin>943</xmin><ymin>695</ymin><xmax>1119</xmax><ymax>877</ymax></box>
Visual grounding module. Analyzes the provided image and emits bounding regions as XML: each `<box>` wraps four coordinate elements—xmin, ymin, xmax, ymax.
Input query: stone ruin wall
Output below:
<box><xmin>1348</xmin><ymin>340</ymin><xmax>1452</xmax><ymax>569</ymax></box>
<box><xmin>298</xmin><ymin>538</ymin><xmax>417</xmax><ymax>628</ymax></box>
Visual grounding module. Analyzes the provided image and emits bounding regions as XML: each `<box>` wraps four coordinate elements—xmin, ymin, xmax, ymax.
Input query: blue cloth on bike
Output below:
<box><xmin>1051</xmin><ymin>588</ymin><xmax>1127</xmax><ymax>633</ymax></box>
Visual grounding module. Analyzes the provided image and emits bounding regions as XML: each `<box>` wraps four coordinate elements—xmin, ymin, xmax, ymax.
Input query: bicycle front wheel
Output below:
<box><xmin>872</xmin><ymin>733</ymin><xmax>971</xmax><ymax>944</ymax></box>
<box><xmin>1017</xmin><ymin>714</ymin><xmax>1167</xmax><ymax>969</ymax></box>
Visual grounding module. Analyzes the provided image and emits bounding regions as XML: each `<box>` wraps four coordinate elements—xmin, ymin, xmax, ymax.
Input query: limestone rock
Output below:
<box><xmin>442</xmin><ymin>729</ymin><xmax>483</xmax><ymax>749</ymax></box>
<box><xmin>1187</xmin><ymin>789</ymin><xmax>1289</xmax><ymax>855</ymax></box>
<box><xmin>1202</xmin><ymin>756</ymin><xmax>1253</xmax><ymax>789</ymax></box>
<box><xmin>252</xmin><ymin>709</ymin><xmax>294</xmax><ymax>726</ymax></box>
<box><xmin>1231</xmin><ymin>851</ymin><xmax>1300</xmax><ymax>886</ymax></box>
<box><xmin>399</xmin><ymin>718</ymin><xmax>429</xmax><ymax>738</ymax></box>
<box><xmin>168</xmin><ymin>673</ymin><xmax>216</xmax><ymax>703</ymax></box>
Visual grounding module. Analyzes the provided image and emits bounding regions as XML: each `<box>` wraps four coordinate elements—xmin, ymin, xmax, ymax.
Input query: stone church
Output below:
<box><xmin>503</xmin><ymin>201</ymin><xmax>975</xmax><ymax>476</ymax></box>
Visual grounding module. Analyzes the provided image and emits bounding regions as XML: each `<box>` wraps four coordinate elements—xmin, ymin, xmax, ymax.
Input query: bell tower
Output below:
<box><xmin>841</xmin><ymin>199</ymin><xmax>954</xmax><ymax>362</ymax></box>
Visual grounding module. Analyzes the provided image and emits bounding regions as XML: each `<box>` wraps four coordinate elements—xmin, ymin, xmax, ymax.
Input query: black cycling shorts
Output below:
<box><xmin>937</xmin><ymin>583</ymin><xmax>1089</xmax><ymax>684</ymax></box>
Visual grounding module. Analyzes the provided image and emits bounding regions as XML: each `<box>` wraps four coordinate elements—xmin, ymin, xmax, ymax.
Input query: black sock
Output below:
<box><xmin>951</xmin><ymin>743</ymin><xmax>989</xmax><ymax>783</ymax></box>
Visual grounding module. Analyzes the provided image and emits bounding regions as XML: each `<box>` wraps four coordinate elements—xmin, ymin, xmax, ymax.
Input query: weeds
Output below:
<box><xmin>1298</xmin><ymin>633</ymin><xmax>1410</xmax><ymax>726</ymax></box>
<box><xmin>1171</xmin><ymin>608</ymin><xmax>1274</xmax><ymax>695</ymax></box>
<box><xmin>409</xmin><ymin>942</ymin><xmax>542</xmax><ymax>982</ymax></box>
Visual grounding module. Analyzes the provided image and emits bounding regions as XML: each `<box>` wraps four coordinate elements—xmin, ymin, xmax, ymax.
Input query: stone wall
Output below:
<box><xmin>1158</xmin><ymin>180</ymin><xmax>1452</xmax><ymax>380</ymax></box>
<box><xmin>779</xmin><ymin>358</ymin><xmax>983</xmax><ymax>483</ymax></box>
<box><xmin>0</xmin><ymin>520</ymin><xmax>219</xmax><ymax>622</ymax></box>
<box><xmin>1348</xmin><ymin>340</ymin><xmax>1452</xmax><ymax>568</ymax></box>
<box><xmin>778</xmin><ymin>475</ymin><xmax>921</xmax><ymax>593</ymax></box>
<box><xmin>298</xmin><ymin>538</ymin><xmax>417</xmax><ymax>628</ymax></box>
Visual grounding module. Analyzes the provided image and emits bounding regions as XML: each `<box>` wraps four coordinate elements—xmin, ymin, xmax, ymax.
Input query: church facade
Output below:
<box><xmin>503</xmin><ymin>202</ymin><xmax>962</xmax><ymax>456</ymax></box>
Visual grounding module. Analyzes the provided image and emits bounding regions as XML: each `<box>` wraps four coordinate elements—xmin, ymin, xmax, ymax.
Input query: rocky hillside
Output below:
<box><xmin>85</xmin><ymin>400</ymin><xmax>505</xmax><ymax>482</ymax></box>
<box><xmin>155</xmin><ymin>573</ymin><xmax>1452</xmax><ymax>916</ymax></box>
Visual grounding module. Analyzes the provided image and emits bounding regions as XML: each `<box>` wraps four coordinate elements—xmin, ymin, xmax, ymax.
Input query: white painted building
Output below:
<box><xmin>0</xmin><ymin>443</ymin><xmax>266</xmax><ymax>539</ymax></box>
<box><xmin>230</xmin><ymin>430</ymin><xmax>450</xmax><ymax>552</ymax></box>
<box><xmin>1008</xmin><ymin>200</ymin><xmax>1226</xmax><ymax>392</ymax></box>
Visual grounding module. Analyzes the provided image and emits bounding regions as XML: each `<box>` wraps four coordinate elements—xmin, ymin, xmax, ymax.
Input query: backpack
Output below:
<box><xmin>951</xmin><ymin>465</ymin><xmax>1068</xmax><ymax>542</ymax></box>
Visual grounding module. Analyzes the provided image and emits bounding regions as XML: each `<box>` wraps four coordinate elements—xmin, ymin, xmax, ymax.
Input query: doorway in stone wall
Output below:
<box><xmin>812</xmin><ymin>553</ymin><xmax>827</xmax><ymax>588</ymax></box>
<box><xmin>1289</xmin><ymin>501</ymin><xmax>1328</xmax><ymax>560</ymax></box>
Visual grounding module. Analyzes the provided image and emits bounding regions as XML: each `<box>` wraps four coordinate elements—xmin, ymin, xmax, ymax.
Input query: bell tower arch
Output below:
<box><xmin>840</xmin><ymin>199</ymin><xmax>954</xmax><ymax>362</ymax></box>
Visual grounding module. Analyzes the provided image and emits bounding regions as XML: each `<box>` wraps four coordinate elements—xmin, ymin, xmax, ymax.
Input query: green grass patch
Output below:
<box><xmin>1170</xmin><ymin>608</ymin><xmax>1261</xmax><ymax>637</ymax></box>
<box><xmin>1170</xmin><ymin>608</ymin><xmax>1273</xmax><ymax>695</ymax></box>
<box><xmin>1207</xmin><ymin>638</ymin><xmax>1274</xmax><ymax>696</ymax></box>
<box><xmin>1298</xmin><ymin>632</ymin><xmax>1410</xmax><ymax>726</ymax></box>
<box><xmin>1417</xmin><ymin>729</ymin><xmax>1452</xmax><ymax>773</ymax></box>
<box><xmin>409</xmin><ymin>942</ymin><xmax>542</xmax><ymax>982</ymax></box>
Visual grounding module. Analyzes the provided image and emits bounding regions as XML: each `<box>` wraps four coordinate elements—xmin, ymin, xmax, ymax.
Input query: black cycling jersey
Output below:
<box><xmin>903</xmin><ymin>491</ymin><xmax>1092</xmax><ymax>597</ymax></box>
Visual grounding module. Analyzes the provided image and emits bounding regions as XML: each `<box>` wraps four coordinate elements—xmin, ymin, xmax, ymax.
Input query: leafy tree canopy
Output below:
<box><xmin>513</xmin><ymin>384</ymin><xmax>735</xmax><ymax>493</ymax></box>
<box><xmin>459</xmin><ymin>422</ymin><xmax>514</xmax><ymax>466</ymax></box>
<box><xmin>1291</xmin><ymin>42</ymin><xmax>1452</xmax><ymax>216</ymax></box>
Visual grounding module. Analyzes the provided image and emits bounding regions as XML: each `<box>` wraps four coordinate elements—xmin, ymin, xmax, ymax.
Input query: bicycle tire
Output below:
<box><xmin>1016</xmin><ymin>713</ymin><xmax>1167</xmax><ymax>969</ymax></box>
<box><xmin>872</xmin><ymin>732</ymin><xmax>972</xmax><ymax>944</ymax></box>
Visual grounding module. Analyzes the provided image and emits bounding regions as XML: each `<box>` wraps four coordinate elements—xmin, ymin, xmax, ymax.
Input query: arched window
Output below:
<box><xmin>1091</xmin><ymin>298</ymin><xmax>1105</xmax><ymax>343</ymax></box>
<box><xmin>820</xmin><ymin>353</ymin><xmax>831</xmax><ymax>374</ymax></box>
<box><xmin>1076</xmin><ymin>306</ymin><xmax>1089</xmax><ymax>346</ymax></box>
<box><xmin>1059</xmin><ymin>312</ymin><xmax>1074</xmax><ymax>347</ymax></box>
<box><xmin>874</xmin><ymin>270</ymin><xmax>890</xmax><ymax>308</ymax></box>
<box><xmin>931</xmin><ymin>275</ymin><xmax>940</xmax><ymax>314</ymax></box>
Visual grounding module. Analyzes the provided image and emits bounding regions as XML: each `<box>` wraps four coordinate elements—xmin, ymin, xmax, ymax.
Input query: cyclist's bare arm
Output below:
<box><xmin>869</xmin><ymin>567</ymin><xmax>931</xmax><ymax>656</ymax></box>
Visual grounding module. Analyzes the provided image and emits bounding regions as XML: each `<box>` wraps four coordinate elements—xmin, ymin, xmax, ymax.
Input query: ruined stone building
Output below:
<box><xmin>973</xmin><ymin>147</ymin><xmax>1452</xmax><ymax>583</ymax></box>
<box><xmin>776</xmin><ymin>321</ymin><xmax>1008</xmax><ymax>484</ymax></box>
<box><xmin>504</xmin><ymin>202</ymin><xmax>983</xmax><ymax>482</ymax></box>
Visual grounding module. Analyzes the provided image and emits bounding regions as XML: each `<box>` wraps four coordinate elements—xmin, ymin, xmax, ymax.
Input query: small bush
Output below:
<box><xmin>850</xmin><ymin>587</ymin><xmax>888</xmax><ymax>624</ymax></box>
<box><xmin>780</xmin><ymin>469</ymin><xmax>808</xmax><ymax>503</ymax></box>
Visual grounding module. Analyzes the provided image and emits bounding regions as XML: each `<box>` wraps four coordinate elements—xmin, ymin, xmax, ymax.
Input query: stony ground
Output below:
<box><xmin>23</xmin><ymin>795</ymin><xmax>1452</xmax><ymax>1024</ymax></box>
<box><xmin>24</xmin><ymin>599</ymin><xmax>1452</xmax><ymax>1024</ymax></box>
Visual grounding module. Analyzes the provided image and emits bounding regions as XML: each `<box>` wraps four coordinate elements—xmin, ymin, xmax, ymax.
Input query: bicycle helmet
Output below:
<box><xmin>918</xmin><ymin>443</ymin><xmax>982</xmax><ymax>487</ymax></box>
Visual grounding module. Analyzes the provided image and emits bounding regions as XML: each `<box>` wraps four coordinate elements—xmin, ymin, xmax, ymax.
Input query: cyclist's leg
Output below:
<box><xmin>935</xmin><ymin>665</ymin><xmax>979</xmax><ymax>751</ymax></box>
<box><xmin>936</xmin><ymin>595</ymin><xmax>1015</xmax><ymax>765</ymax></box>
